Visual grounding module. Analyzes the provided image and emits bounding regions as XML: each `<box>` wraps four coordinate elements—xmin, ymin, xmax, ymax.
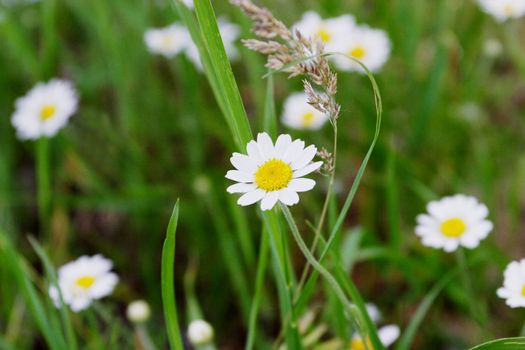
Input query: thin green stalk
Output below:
<box><xmin>245</xmin><ymin>229</ymin><xmax>270</xmax><ymax>350</ymax></box>
<box><xmin>161</xmin><ymin>201</ymin><xmax>184</xmax><ymax>350</ymax></box>
<box><xmin>136</xmin><ymin>325</ymin><xmax>158</xmax><ymax>350</ymax></box>
<box><xmin>36</xmin><ymin>137</ymin><xmax>51</xmax><ymax>235</ymax></box>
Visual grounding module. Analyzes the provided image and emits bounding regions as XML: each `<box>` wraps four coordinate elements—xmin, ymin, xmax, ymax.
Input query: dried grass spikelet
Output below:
<box><xmin>232</xmin><ymin>0</ymin><xmax>341</xmax><ymax>122</ymax></box>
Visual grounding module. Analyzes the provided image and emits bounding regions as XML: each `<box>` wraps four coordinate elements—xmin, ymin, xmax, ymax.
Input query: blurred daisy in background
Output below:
<box><xmin>49</xmin><ymin>255</ymin><xmax>118</xmax><ymax>312</ymax></box>
<box><xmin>281</xmin><ymin>92</ymin><xmax>330</xmax><ymax>130</ymax></box>
<box><xmin>477</xmin><ymin>0</ymin><xmax>525</xmax><ymax>22</ymax></box>
<box><xmin>11</xmin><ymin>79</ymin><xmax>78</xmax><ymax>140</ymax></box>
<box><xmin>293</xmin><ymin>11</ymin><xmax>356</xmax><ymax>52</ymax></box>
<box><xmin>144</xmin><ymin>23</ymin><xmax>189</xmax><ymax>58</ymax></box>
<box><xmin>415</xmin><ymin>194</ymin><xmax>493</xmax><ymax>252</ymax></box>
<box><xmin>497</xmin><ymin>259</ymin><xmax>525</xmax><ymax>308</ymax></box>
<box><xmin>126</xmin><ymin>300</ymin><xmax>151</xmax><ymax>323</ymax></box>
<box><xmin>187</xmin><ymin>319</ymin><xmax>214</xmax><ymax>346</ymax></box>
<box><xmin>350</xmin><ymin>324</ymin><xmax>400</xmax><ymax>350</ymax></box>
<box><xmin>185</xmin><ymin>18</ymin><xmax>240</xmax><ymax>70</ymax></box>
<box><xmin>331</xmin><ymin>26</ymin><xmax>391</xmax><ymax>73</ymax></box>
<box><xmin>226</xmin><ymin>132</ymin><xmax>323</xmax><ymax>211</ymax></box>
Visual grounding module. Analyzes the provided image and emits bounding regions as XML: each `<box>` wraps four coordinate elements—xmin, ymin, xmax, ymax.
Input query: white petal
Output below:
<box><xmin>288</xmin><ymin>178</ymin><xmax>316</xmax><ymax>192</ymax></box>
<box><xmin>230</xmin><ymin>153</ymin><xmax>257</xmax><ymax>173</ymax></box>
<box><xmin>238</xmin><ymin>189</ymin><xmax>266</xmax><ymax>206</ymax></box>
<box><xmin>225</xmin><ymin>170</ymin><xmax>254</xmax><ymax>183</ymax></box>
<box><xmin>282</xmin><ymin>139</ymin><xmax>305</xmax><ymax>163</ymax></box>
<box><xmin>257</xmin><ymin>132</ymin><xmax>275</xmax><ymax>159</ymax></box>
<box><xmin>227</xmin><ymin>183</ymin><xmax>257</xmax><ymax>193</ymax></box>
<box><xmin>291</xmin><ymin>145</ymin><xmax>317</xmax><ymax>170</ymax></box>
<box><xmin>260</xmin><ymin>191</ymin><xmax>279</xmax><ymax>211</ymax></box>
<box><xmin>379</xmin><ymin>325</ymin><xmax>400</xmax><ymax>347</ymax></box>
<box><xmin>246</xmin><ymin>140</ymin><xmax>264</xmax><ymax>164</ymax></box>
<box><xmin>274</xmin><ymin>134</ymin><xmax>292</xmax><ymax>156</ymax></box>
<box><xmin>293</xmin><ymin>161</ymin><xmax>323</xmax><ymax>178</ymax></box>
<box><xmin>278</xmin><ymin>188</ymin><xmax>300</xmax><ymax>206</ymax></box>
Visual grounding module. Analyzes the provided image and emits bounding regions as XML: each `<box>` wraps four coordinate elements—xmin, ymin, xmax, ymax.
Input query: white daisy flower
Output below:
<box><xmin>226</xmin><ymin>132</ymin><xmax>323</xmax><ymax>211</ymax></box>
<box><xmin>11</xmin><ymin>79</ymin><xmax>78</xmax><ymax>140</ymax></box>
<box><xmin>281</xmin><ymin>92</ymin><xmax>330</xmax><ymax>130</ymax></box>
<box><xmin>293</xmin><ymin>11</ymin><xmax>356</xmax><ymax>53</ymax></box>
<box><xmin>144</xmin><ymin>23</ymin><xmax>190</xmax><ymax>58</ymax></box>
<box><xmin>331</xmin><ymin>25</ymin><xmax>391</xmax><ymax>74</ymax></box>
<box><xmin>350</xmin><ymin>325</ymin><xmax>400</xmax><ymax>350</ymax></box>
<box><xmin>415</xmin><ymin>194</ymin><xmax>493</xmax><ymax>253</ymax></box>
<box><xmin>49</xmin><ymin>255</ymin><xmax>118</xmax><ymax>312</ymax></box>
<box><xmin>187</xmin><ymin>319</ymin><xmax>214</xmax><ymax>346</ymax></box>
<box><xmin>497</xmin><ymin>259</ymin><xmax>525</xmax><ymax>308</ymax></box>
<box><xmin>477</xmin><ymin>0</ymin><xmax>525</xmax><ymax>22</ymax></box>
<box><xmin>185</xmin><ymin>18</ymin><xmax>240</xmax><ymax>71</ymax></box>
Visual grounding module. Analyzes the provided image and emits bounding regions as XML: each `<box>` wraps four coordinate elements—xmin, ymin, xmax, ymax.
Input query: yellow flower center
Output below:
<box><xmin>301</xmin><ymin>112</ymin><xmax>315</xmax><ymax>127</ymax></box>
<box><xmin>350</xmin><ymin>337</ymin><xmax>373</xmax><ymax>350</ymax></box>
<box><xmin>440</xmin><ymin>218</ymin><xmax>466</xmax><ymax>237</ymax></box>
<box><xmin>75</xmin><ymin>276</ymin><xmax>95</xmax><ymax>289</ymax></box>
<box><xmin>162</xmin><ymin>35</ymin><xmax>174</xmax><ymax>49</ymax></box>
<box><xmin>316</xmin><ymin>28</ymin><xmax>331</xmax><ymax>43</ymax></box>
<box><xmin>40</xmin><ymin>105</ymin><xmax>56</xmax><ymax>121</ymax></box>
<box><xmin>521</xmin><ymin>285</ymin><xmax>525</xmax><ymax>297</ymax></box>
<box><xmin>349</xmin><ymin>46</ymin><xmax>366</xmax><ymax>59</ymax></box>
<box><xmin>504</xmin><ymin>4</ymin><xmax>514</xmax><ymax>15</ymax></box>
<box><xmin>255</xmin><ymin>159</ymin><xmax>293</xmax><ymax>192</ymax></box>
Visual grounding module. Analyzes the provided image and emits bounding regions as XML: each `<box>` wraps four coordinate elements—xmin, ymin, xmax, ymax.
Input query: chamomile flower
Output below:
<box><xmin>11</xmin><ymin>79</ymin><xmax>78</xmax><ymax>140</ymax></box>
<box><xmin>415</xmin><ymin>194</ymin><xmax>493</xmax><ymax>253</ymax></box>
<box><xmin>477</xmin><ymin>0</ymin><xmax>525</xmax><ymax>22</ymax></box>
<box><xmin>497</xmin><ymin>259</ymin><xmax>525</xmax><ymax>308</ymax></box>
<box><xmin>281</xmin><ymin>92</ymin><xmax>330</xmax><ymax>130</ymax></box>
<box><xmin>226</xmin><ymin>132</ymin><xmax>323</xmax><ymax>211</ymax></box>
<box><xmin>144</xmin><ymin>23</ymin><xmax>189</xmax><ymax>58</ymax></box>
<box><xmin>49</xmin><ymin>255</ymin><xmax>118</xmax><ymax>312</ymax></box>
<box><xmin>331</xmin><ymin>25</ymin><xmax>391</xmax><ymax>74</ymax></box>
<box><xmin>185</xmin><ymin>18</ymin><xmax>240</xmax><ymax>70</ymax></box>
<box><xmin>350</xmin><ymin>325</ymin><xmax>400</xmax><ymax>350</ymax></box>
<box><xmin>188</xmin><ymin>320</ymin><xmax>214</xmax><ymax>345</ymax></box>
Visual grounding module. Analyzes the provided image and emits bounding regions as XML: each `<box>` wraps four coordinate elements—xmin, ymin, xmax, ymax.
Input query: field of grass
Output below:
<box><xmin>1</xmin><ymin>0</ymin><xmax>525</xmax><ymax>349</ymax></box>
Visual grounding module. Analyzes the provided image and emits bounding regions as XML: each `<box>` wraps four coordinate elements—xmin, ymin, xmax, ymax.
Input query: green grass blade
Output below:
<box><xmin>467</xmin><ymin>338</ymin><xmax>525</xmax><ymax>350</ymax></box>
<box><xmin>263</xmin><ymin>75</ymin><xmax>277</xmax><ymax>138</ymax></box>
<box><xmin>161</xmin><ymin>200</ymin><xmax>184</xmax><ymax>350</ymax></box>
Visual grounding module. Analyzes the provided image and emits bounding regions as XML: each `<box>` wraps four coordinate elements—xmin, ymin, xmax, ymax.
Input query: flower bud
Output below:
<box><xmin>187</xmin><ymin>319</ymin><xmax>214</xmax><ymax>345</ymax></box>
<box><xmin>126</xmin><ymin>300</ymin><xmax>151</xmax><ymax>324</ymax></box>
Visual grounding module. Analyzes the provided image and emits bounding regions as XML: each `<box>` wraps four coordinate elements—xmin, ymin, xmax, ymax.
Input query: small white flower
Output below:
<box><xmin>293</xmin><ymin>11</ymin><xmax>356</xmax><ymax>53</ymax></box>
<box><xmin>483</xmin><ymin>38</ymin><xmax>503</xmax><ymax>58</ymax></box>
<box><xmin>126</xmin><ymin>300</ymin><xmax>151</xmax><ymax>323</ymax></box>
<box><xmin>365</xmin><ymin>303</ymin><xmax>381</xmax><ymax>324</ymax></box>
<box><xmin>49</xmin><ymin>255</ymin><xmax>118</xmax><ymax>312</ymax></box>
<box><xmin>497</xmin><ymin>259</ymin><xmax>525</xmax><ymax>308</ymax></box>
<box><xmin>477</xmin><ymin>0</ymin><xmax>525</xmax><ymax>22</ymax></box>
<box><xmin>226</xmin><ymin>132</ymin><xmax>323</xmax><ymax>211</ymax></box>
<box><xmin>185</xmin><ymin>18</ymin><xmax>240</xmax><ymax>70</ymax></box>
<box><xmin>415</xmin><ymin>194</ymin><xmax>493</xmax><ymax>253</ymax></box>
<box><xmin>350</xmin><ymin>325</ymin><xmax>400</xmax><ymax>350</ymax></box>
<box><xmin>281</xmin><ymin>92</ymin><xmax>330</xmax><ymax>130</ymax></box>
<box><xmin>11</xmin><ymin>79</ymin><xmax>78</xmax><ymax>140</ymax></box>
<box><xmin>187</xmin><ymin>319</ymin><xmax>214</xmax><ymax>345</ymax></box>
<box><xmin>331</xmin><ymin>25</ymin><xmax>391</xmax><ymax>74</ymax></box>
<box><xmin>144</xmin><ymin>23</ymin><xmax>190</xmax><ymax>58</ymax></box>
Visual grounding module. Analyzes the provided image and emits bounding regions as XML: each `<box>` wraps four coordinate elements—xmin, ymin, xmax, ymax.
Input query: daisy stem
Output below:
<box><xmin>279</xmin><ymin>203</ymin><xmax>359</xmax><ymax>324</ymax></box>
<box><xmin>36</xmin><ymin>137</ymin><xmax>51</xmax><ymax>236</ymax></box>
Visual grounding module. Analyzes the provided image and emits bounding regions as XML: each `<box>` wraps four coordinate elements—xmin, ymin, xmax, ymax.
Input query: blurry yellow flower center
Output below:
<box><xmin>504</xmin><ymin>4</ymin><xmax>514</xmax><ymax>15</ymax></box>
<box><xmin>349</xmin><ymin>46</ymin><xmax>366</xmax><ymax>59</ymax></box>
<box><xmin>521</xmin><ymin>285</ymin><xmax>525</xmax><ymax>297</ymax></box>
<box><xmin>75</xmin><ymin>276</ymin><xmax>95</xmax><ymax>289</ymax></box>
<box><xmin>440</xmin><ymin>218</ymin><xmax>466</xmax><ymax>237</ymax></box>
<box><xmin>255</xmin><ymin>159</ymin><xmax>292</xmax><ymax>192</ymax></box>
<box><xmin>40</xmin><ymin>105</ymin><xmax>56</xmax><ymax>121</ymax></box>
<box><xmin>350</xmin><ymin>337</ymin><xmax>373</xmax><ymax>350</ymax></box>
<box><xmin>301</xmin><ymin>112</ymin><xmax>315</xmax><ymax>127</ymax></box>
<box><xmin>162</xmin><ymin>35</ymin><xmax>174</xmax><ymax>49</ymax></box>
<box><xmin>316</xmin><ymin>28</ymin><xmax>331</xmax><ymax>43</ymax></box>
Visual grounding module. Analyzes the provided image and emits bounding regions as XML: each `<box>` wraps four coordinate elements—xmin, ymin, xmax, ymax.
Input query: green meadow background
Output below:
<box><xmin>1</xmin><ymin>0</ymin><xmax>525</xmax><ymax>349</ymax></box>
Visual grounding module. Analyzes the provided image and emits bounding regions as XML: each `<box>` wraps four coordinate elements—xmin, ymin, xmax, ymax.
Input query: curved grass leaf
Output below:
<box><xmin>468</xmin><ymin>338</ymin><xmax>525</xmax><ymax>350</ymax></box>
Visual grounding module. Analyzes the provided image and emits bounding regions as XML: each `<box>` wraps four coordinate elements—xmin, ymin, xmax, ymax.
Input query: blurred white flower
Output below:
<box><xmin>477</xmin><ymin>0</ymin><xmax>525</xmax><ymax>22</ymax></box>
<box><xmin>350</xmin><ymin>325</ymin><xmax>400</xmax><ymax>350</ymax></box>
<box><xmin>226</xmin><ymin>132</ymin><xmax>323</xmax><ymax>211</ymax></box>
<box><xmin>483</xmin><ymin>38</ymin><xmax>503</xmax><ymax>58</ymax></box>
<box><xmin>281</xmin><ymin>92</ymin><xmax>330</xmax><ymax>130</ymax></box>
<box><xmin>293</xmin><ymin>11</ymin><xmax>356</xmax><ymax>53</ymax></box>
<box><xmin>185</xmin><ymin>18</ymin><xmax>240</xmax><ymax>70</ymax></box>
<box><xmin>365</xmin><ymin>303</ymin><xmax>382</xmax><ymax>324</ymax></box>
<box><xmin>144</xmin><ymin>23</ymin><xmax>190</xmax><ymax>58</ymax></box>
<box><xmin>181</xmin><ymin>0</ymin><xmax>193</xmax><ymax>9</ymax></box>
<box><xmin>497</xmin><ymin>259</ymin><xmax>525</xmax><ymax>308</ymax></box>
<box><xmin>187</xmin><ymin>319</ymin><xmax>214</xmax><ymax>345</ymax></box>
<box><xmin>11</xmin><ymin>79</ymin><xmax>78</xmax><ymax>140</ymax></box>
<box><xmin>49</xmin><ymin>255</ymin><xmax>118</xmax><ymax>312</ymax></box>
<box><xmin>415</xmin><ymin>194</ymin><xmax>493</xmax><ymax>252</ymax></box>
<box><xmin>331</xmin><ymin>25</ymin><xmax>391</xmax><ymax>73</ymax></box>
<box><xmin>126</xmin><ymin>300</ymin><xmax>151</xmax><ymax>323</ymax></box>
